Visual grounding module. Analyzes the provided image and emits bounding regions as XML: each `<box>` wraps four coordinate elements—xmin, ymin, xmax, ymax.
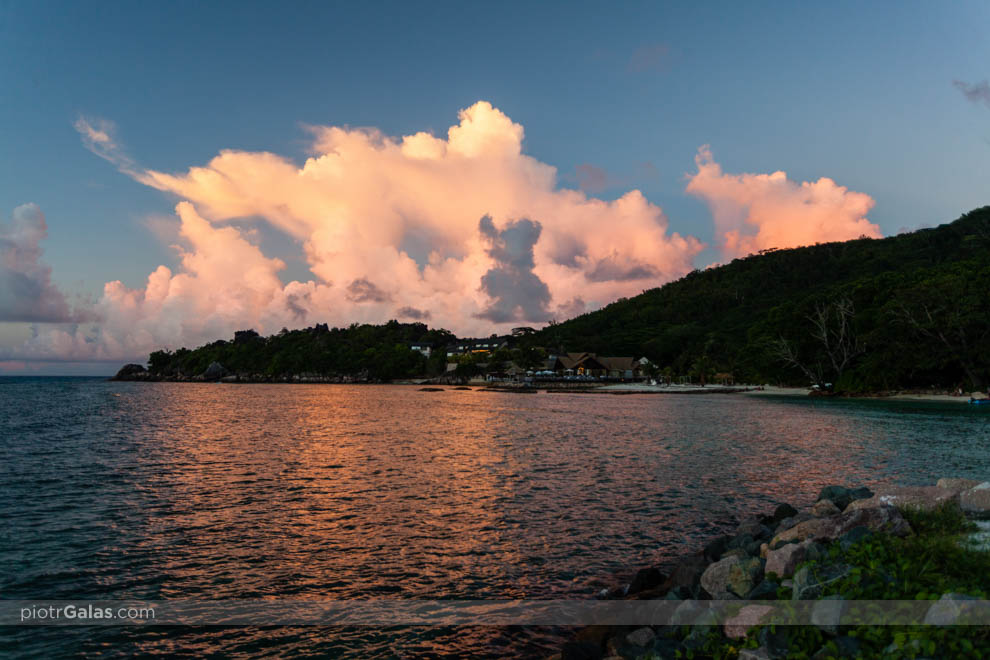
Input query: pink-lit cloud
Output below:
<box><xmin>16</xmin><ymin>102</ymin><xmax>704</xmax><ymax>361</ymax></box>
<box><xmin>686</xmin><ymin>146</ymin><xmax>881</xmax><ymax>259</ymax></box>
<box><xmin>0</xmin><ymin>204</ymin><xmax>88</xmax><ymax>323</ymax></box>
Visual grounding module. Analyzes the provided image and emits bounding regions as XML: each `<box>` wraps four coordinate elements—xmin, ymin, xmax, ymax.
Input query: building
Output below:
<box><xmin>408</xmin><ymin>343</ymin><xmax>433</xmax><ymax>357</ymax></box>
<box><xmin>445</xmin><ymin>335</ymin><xmax>510</xmax><ymax>357</ymax></box>
<box><xmin>549</xmin><ymin>352</ymin><xmax>643</xmax><ymax>380</ymax></box>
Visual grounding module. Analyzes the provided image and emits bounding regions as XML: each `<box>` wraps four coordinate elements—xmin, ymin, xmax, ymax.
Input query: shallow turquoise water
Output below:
<box><xmin>1</xmin><ymin>378</ymin><xmax>988</xmax><ymax>657</ymax></box>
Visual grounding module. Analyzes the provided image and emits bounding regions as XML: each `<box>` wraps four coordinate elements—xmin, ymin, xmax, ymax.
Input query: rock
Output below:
<box><xmin>965</xmin><ymin>520</ymin><xmax>990</xmax><ymax>551</ymax></box>
<box><xmin>792</xmin><ymin>564</ymin><xmax>852</xmax><ymax>600</ymax></box>
<box><xmin>923</xmin><ymin>593</ymin><xmax>982</xmax><ymax>626</ymax></box>
<box><xmin>811</xmin><ymin>595</ymin><xmax>846</xmax><ymax>635</ymax></box>
<box><xmin>816</xmin><ymin>485</ymin><xmax>873</xmax><ymax>511</ymax></box>
<box><xmin>745</xmin><ymin>580</ymin><xmax>779</xmax><ymax>600</ymax></box>
<box><xmin>112</xmin><ymin>363</ymin><xmax>147</xmax><ymax>380</ymax></box>
<box><xmin>624</xmin><ymin>626</ymin><xmax>656</xmax><ymax>648</ymax></box>
<box><xmin>759</xmin><ymin>542</ymin><xmax>769</xmax><ymax>558</ymax></box>
<box><xmin>838</xmin><ymin>526</ymin><xmax>873</xmax><ymax>551</ymax></box>
<box><xmin>669</xmin><ymin>599</ymin><xmax>707</xmax><ymax>626</ymax></box>
<box><xmin>771</xmin><ymin>505</ymin><xmax>911</xmax><ymax>548</ymax></box>
<box><xmin>811</xmin><ymin>636</ymin><xmax>861</xmax><ymax>659</ymax></box>
<box><xmin>682</xmin><ymin>610</ymin><xmax>719</xmax><ymax>648</ymax></box>
<box><xmin>560</xmin><ymin>640</ymin><xmax>602</xmax><ymax>660</ymax></box>
<box><xmin>722</xmin><ymin>548</ymin><xmax>750</xmax><ymax>561</ymax></box>
<box><xmin>739</xmin><ymin>648</ymin><xmax>772</xmax><ymax>660</ymax></box>
<box><xmin>736</xmin><ymin>520</ymin><xmax>774</xmax><ymax>541</ymax></box>
<box><xmin>960</xmin><ymin>482</ymin><xmax>990</xmax><ymax>518</ymax></box>
<box><xmin>765</xmin><ymin>542</ymin><xmax>807</xmax><ymax>578</ymax></box>
<box><xmin>770</xmin><ymin>503</ymin><xmax>799</xmax><ymax>526</ymax></box>
<box><xmin>724</xmin><ymin>604</ymin><xmax>775</xmax><ymax>639</ymax></box>
<box><xmin>660</xmin><ymin>552</ymin><xmax>708</xmax><ymax>597</ymax></box>
<box><xmin>846</xmin><ymin>485</ymin><xmax>960</xmax><ymax>512</ymax></box>
<box><xmin>418</xmin><ymin>387</ymin><xmax>445</xmax><ymax>392</ymax></box>
<box><xmin>703</xmin><ymin>535</ymin><xmax>730</xmax><ymax>562</ymax></box>
<box><xmin>701</xmin><ymin>555</ymin><xmax>763</xmax><ymax>599</ymax></box>
<box><xmin>757</xmin><ymin>625</ymin><xmax>792</xmax><ymax>659</ymax></box>
<box><xmin>202</xmin><ymin>361</ymin><xmax>226</xmax><ymax>380</ymax></box>
<box><xmin>728</xmin><ymin>533</ymin><xmax>754</xmax><ymax>551</ymax></box>
<box><xmin>628</xmin><ymin>567</ymin><xmax>665</xmax><ymax>595</ymax></box>
<box><xmin>745</xmin><ymin>540</ymin><xmax>764</xmax><ymax>557</ymax></box>
<box><xmin>771</xmin><ymin>517</ymin><xmax>833</xmax><ymax>547</ymax></box>
<box><xmin>811</xmin><ymin>499</ymin><xmax>841</xmax><ymax>517</ymax></box>
<box><xmin>804</xmin><ymin>541</ymin><xmax>828</xmax><ymax>562</ymax></box>
<box><xmin>937</xmin><ymin>477</ymin><xmax>982</xmax><ymax>491</ymax></box>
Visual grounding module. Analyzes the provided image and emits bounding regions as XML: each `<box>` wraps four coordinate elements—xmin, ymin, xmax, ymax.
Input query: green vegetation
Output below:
<box><xmin>534</xmin><ymin>207</ymin><xmax>990</xmax><ymax>392</ymax></box>
<box><xmin>145</xmin><ymin>321</ymin><xmax>454</xmax><ymax>381</ymax></box>
<box><xmin>676</xmin><ymin>503</ymin><xmax>990</xmax><ymax>659</ymax></box>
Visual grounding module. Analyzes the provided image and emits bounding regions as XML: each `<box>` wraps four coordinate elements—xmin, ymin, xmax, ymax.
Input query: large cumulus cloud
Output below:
<box><xmin>18</xmin><ymin>102</ymin><xmax>703</xmax><ymax>361</ymax></box>
<box><xmin>686</xmin><ymin>146</ymin><xmax>880</xmax><ymax>259</ymax></box>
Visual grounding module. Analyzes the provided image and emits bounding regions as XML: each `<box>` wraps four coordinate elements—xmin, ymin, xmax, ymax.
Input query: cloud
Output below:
<box><xmin>73</xmin><ymin>116</ymin><xmax>138</xmax><ymax>175</ymax></box>
<box><xmin>953</xmin><ymin>80</ymin><xmax>990</xmax><ymax>108</ymax></box>
<box><xmin>476</xmin><ymin>215</ymin><xmax>551</xmax><ymax>323</ymax></box>
<box><xmin>0</xmin><ymin>204</ymin><xmax>84</xmax><ymax>322</ymax></box>
<box><xmin>628</xmin><ymin>43</ymin><xmax>670</xmax><ymax>73</ymax></box>
<box><xmin>23</xmin><ymin>101</ymin><xmax>706</xmax><ymax>361</ymax></box>
<box><xmin>396</xmin><ymin>306</ymin><xmax>430</xmax><ymax>321</ymax></box>
<box><xmin>685</xmin><ymin>146</ymin><xmax>880</xmax><ymax>259</ymax></box>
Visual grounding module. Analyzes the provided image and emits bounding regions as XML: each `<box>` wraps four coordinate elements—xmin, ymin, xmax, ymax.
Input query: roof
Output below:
<box><xmin>599</xmin><ymin>357</ymin><xmax>637</xmax><ymax>372</ymax></box>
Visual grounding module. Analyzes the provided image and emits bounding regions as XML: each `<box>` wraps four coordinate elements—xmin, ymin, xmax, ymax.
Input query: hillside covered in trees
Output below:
<box><xmin>120</xmin><ymin>207</ymin><xmax>990</xmax><ymax>392</ymax></box>
<box><xmin>534</xmin><ymin>206</ymin><xmax>990</xmax><ymax>392</ymax></box>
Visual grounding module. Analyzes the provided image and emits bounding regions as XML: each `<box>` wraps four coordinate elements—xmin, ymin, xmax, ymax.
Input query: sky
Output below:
<box><xmin>1</xmin><ymin>0</ymin><xmax>989</xmax><ymax>375</ymax></box>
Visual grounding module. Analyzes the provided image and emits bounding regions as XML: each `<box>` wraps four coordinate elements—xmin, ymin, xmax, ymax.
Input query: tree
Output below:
<box><xmin>771</xmin><ymin>297</ymin><xmax>865</xmax><ymax>390</ymax></box>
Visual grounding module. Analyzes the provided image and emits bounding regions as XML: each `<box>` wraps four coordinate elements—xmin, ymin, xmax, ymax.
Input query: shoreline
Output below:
<box><xmin>553</xmin><ymin>478</ymin><xmax>990</xmax><ymax>659</ymax></box>
<box><xmin>106</xmin><ymin>375</ymin><xmax>978</xmax><ymax>403</ymax></box>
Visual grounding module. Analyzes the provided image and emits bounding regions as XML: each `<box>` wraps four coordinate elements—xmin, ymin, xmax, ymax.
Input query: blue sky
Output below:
<box><xmin>1</xmin><ymin>1</ymin><xmax>989</xmax><ymax>374</ymax></box>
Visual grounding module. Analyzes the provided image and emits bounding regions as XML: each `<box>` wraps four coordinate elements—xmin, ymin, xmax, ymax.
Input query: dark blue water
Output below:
<box><xmin>2</xmin><ymin>378</ymin><xmax>988</xmax><ymax>657</ymax></box>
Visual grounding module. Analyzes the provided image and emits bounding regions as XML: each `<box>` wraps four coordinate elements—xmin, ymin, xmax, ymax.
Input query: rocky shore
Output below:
<box><xmin>111</xmin><ymin>362</ymin><xmax>374</xmax><ymax>384</ymax></box>
<box><xmin>554</xmin><ymin>479</ymin><xmax>990</xmax><ymax>660</ymax></box>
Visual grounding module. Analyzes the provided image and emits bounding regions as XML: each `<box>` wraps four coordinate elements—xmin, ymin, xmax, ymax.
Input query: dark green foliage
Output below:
<box><xmin>145</xmin><ymin>320</ymin><xmax>454</xmax><ymax>381</ymax></box>
<box><xmin>534</xmin><ymin>207</ymin><xmax>990</xmax><ymax>390</ymax></box>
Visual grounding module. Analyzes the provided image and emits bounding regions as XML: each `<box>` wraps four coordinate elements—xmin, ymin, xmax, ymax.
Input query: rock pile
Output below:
<box><xmin>553</xmin><ymin>478</ymin><xmax>990</xmax><ymax>660</ymax></box>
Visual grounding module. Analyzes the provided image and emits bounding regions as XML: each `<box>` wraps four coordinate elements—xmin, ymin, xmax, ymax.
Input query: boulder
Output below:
<box><xmin>770</xmin><ymin>503</ymin><xmax>799</xmax><ymax>526</ymax></box>
<box><xmin>624</xmin><ymin>626</ymin><xmax>656</xmax><ymax>648</ymax></box>
<box><xmin>838</xmin><ymin>526</ymin><xmax>873</xmax><ymax>551</ymax></box>
<box><xmin>771</xmin><ymin>505</ymin><xmax>911</xmax><ymax>548</ymax></box>
<box><xmin>560</xmin><ymin>640</ymin><xmax>602</xmax><ymax>660</ymax></box>
<box><xmin>736</xmin><ymin>520</ymin><xmax>774</xmax><ymax>541</ymax></box>
<box><xmin>923</xmin><ymin>593</ymin><xmax>983</xmax><ymax>626</ymax></box>
<box><xmin>202</xmin><ymin>361</ymin><xmax>226</xmax><ymax>381</ymax></box>
<box><xmin>845</xmin><ymin>485</ymin><xmax>960</xmax><ymax>512</ymax></box>
<box><xmin>816</xmin><ymin>485</ymin><xmax>873</xmax><ymax>511</ymax></box>
<box><xmin>937</xmin><ymin>477</ymin><xmax>982</xmax><ymax>491</ymax></box>
<box><xmin>739</xmin><ymin>648</ymin><xmax>772</xmax><ymax>660</ymax></box>
<box><xmin>791</xmin><ymin>564</ymin><xmax>853</xmax><ymax>600</ymax></box>
<box><xmin>703</xmin><ymin>535</ymin><xmax>731</xmax><ymax>562</ymax></box>
<box><xmin>745</xmin><ymin>580</ymin><xmax>780</xmax><ymax>600</ymax></box>
<box><xmin>811</xmin><ymin>636</ymin><xmax>861</xmax><ymax>659</ymax></box>
<box><xmin>724</xmin><ymin>604</ymin><xmax>775</xmax><ymax>639</ymax></box>
<box><xmin>628</xmin><ymin>567</ymin><xmax>665</xmax><ymax>595</ymax></box>
<box><xmin>765</xmin><ymin>542</ymin><xmax>807</xmax><ymax>578</ymax></box>
<box><xmin>960</xmin><ymin>482</ymin><xmax>990</xmax><ymax>518</ymax></box>
<box><xmin>700</xmin><ymin>555</ymin><xmax>763</xmax><ymax>599</ymax></box>
<box><xmin>811</xmin><ymin>499</ymin><xmax>841</xmax><ymax>517</ymax></box>
<box><xmin>811</xmin><ymin>595</ymin><xmax>846</xmax><ymax>635</ymax></box>
<box><xmin>660</xmin><ymin>551</ymin><xmax>708</xmax><ymax>597</ymax></box>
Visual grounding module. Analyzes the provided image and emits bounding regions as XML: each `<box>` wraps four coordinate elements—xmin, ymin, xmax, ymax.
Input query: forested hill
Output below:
<box><xmin>536</xmin><ymin>206</ymin><xmax>990</xmax><ymax>391</ymax></box>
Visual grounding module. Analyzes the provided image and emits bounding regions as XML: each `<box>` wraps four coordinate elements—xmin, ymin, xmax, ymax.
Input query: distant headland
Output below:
<box><xmin>114</xmin><ymin>207</ymin><xmax>990</xmax><ymax>396</ymax></box>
